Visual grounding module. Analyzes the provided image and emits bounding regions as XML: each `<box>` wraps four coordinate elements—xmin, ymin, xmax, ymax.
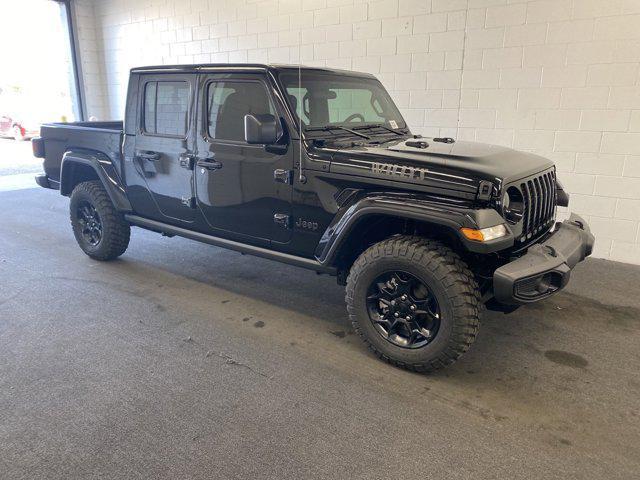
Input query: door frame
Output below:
<box><xmin>131</xmin><ymin>73</ymin><xmax>198</xmax><ymax>223</ymax></box>
<box><xmin>194</xmin><ymin>72</ymin><xmax>294</xmax><ymax>245</ymax></box>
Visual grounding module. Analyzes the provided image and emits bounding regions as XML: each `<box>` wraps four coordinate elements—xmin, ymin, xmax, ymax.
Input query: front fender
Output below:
<box><xmin>315</xmin><ymin>193</ymin><xmax>514</xmax><ymax>266</ymax></box>
<box><xmin>60</xmin><ymin>150</ymin><xmax>132</xmax><ymax>212</ymax></box>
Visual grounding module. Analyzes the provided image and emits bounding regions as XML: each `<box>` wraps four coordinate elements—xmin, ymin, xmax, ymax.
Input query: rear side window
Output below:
<box><xmin>207</xmin><ymin>80</ymin><xmax>274</xmax><ymax>142</ymax></box>
<box><xmin>143</xmin><ymin>81</ymin><xmax>189</xmax><ymax>137</ymax></box>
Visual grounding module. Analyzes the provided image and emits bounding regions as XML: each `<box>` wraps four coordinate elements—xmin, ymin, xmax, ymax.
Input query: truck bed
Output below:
<box><xmin>39</xmin><ymin>121</ymin><xmax>124</xmax><ymax>185</ymax></box>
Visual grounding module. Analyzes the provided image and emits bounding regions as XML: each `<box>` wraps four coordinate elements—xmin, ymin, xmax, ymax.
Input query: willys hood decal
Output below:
<box><xmin>328</xmin><ymin>138</ymin><xmax>554</xmax><ymax>189</ymax></box>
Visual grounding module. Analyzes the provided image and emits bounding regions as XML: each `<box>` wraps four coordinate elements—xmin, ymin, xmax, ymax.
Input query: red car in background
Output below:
<box><xmin>0</xmin><ymin>114</ymin><xmax>39</xmax><ymax>141</ymax></box>
<box><xmin>0</xmin><ymin>87</ymin><xmax>47</xmax><ymax>141</ymax></box>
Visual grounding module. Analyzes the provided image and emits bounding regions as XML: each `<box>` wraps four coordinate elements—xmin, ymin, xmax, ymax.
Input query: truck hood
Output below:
<box><xmin>327</xmin><ymin>137</ymin><xmax>554</xmax><ymax>195</ymax></box>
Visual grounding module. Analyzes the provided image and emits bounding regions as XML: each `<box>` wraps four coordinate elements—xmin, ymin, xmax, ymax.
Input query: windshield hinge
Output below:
<box><xmin>179</xmin><ymin>153</ymin><xmax>196</xmax><ymax>170</ymax></box>
<box><xmin>181</xmin><ymin>196</ymin><xmax>196</xmax><ymax>208</ymax></box>
<box><xmin>405</xmin><ymin>140</ymin><xmax>429</xmax><ymax>149</ymax></box>
<box><xmin>274</xmin><ymin>169</ymin><xmax>293</xmax><ymax>185</ymax></box>
<box><xmin>274</xmin><ymin>213</ymin><xmax>291</xmax><ymax>229</ymax></box>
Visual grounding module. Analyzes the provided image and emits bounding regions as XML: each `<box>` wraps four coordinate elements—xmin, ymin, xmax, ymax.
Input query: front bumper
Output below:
<box><xmin>493</xmin><ymin>214</ymin><xmax>594</xmax><ymax>305</ymax></box>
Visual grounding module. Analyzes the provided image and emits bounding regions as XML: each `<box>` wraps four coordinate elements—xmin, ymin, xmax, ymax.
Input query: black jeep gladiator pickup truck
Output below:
<box><xmin>33</xmin><ymin>64</ymin><xmax>594</xmax><ymax>372</ymax></box>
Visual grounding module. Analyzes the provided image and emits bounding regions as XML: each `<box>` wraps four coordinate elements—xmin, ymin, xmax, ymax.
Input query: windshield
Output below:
<box><xmin>279</xmin><ymin>71</ymin><xmax>406</xmax><ymax>131</ymax></box>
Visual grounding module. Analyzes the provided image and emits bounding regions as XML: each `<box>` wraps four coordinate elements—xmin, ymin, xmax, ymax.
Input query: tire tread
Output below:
<box><xmin>70</xmin><ymin>181</ymin><xmax>130</xmax><ymax>261</ymax></box>
<box><xmin>345</xmin><ymin>235</ymin><xmax>481</xmax><ymax>373</ymax></box>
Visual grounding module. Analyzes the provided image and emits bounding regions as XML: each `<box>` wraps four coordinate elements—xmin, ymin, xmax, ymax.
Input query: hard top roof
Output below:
<box><xmin>130</xmin><ymin>63</ymin><xmax>376</xmax><ymax>78</ymax></box>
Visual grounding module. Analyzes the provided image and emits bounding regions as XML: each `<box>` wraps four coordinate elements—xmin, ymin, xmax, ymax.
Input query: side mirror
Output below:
<box><xmin>244</xmin><ymin>114</ymin><xmax>278</xmax><ymax>145</ymax></box>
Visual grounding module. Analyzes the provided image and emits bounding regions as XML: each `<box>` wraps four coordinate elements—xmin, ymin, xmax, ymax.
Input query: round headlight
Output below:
<box><xmin>503</xmin><ymin>186</ymin><xmax>524</xmax><ymax>224</ymax></box>
<box><xmin>502</xmin><ymin>192</ymin><xmax>510</xmax><ymax>211</ymax></box>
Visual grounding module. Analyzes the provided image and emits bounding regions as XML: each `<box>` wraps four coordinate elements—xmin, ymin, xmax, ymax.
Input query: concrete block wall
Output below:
<box><xmin>75</xmin><ymin>0</ymin><xmax>640</xmax><ymax>265</ymax></box>
<box><xmin>73</xmin><ymin>0</ymin><xmax>109</xmax><ymax>119</ymax></box>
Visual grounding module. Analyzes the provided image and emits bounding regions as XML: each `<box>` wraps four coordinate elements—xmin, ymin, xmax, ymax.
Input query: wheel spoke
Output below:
<box><xmin>79</xmin><ymin>203</ymin><xmax>101</xmax><ymax>245</ymax></box>
<box><xmin>411</xmin><ymin>327</ymin><xmax>432</xmax><ymax>342</ymax></box>
<box><xmin>392</xmin><ymin>272</ymin><xmax>411</xmax><ymax>285</ymax></box>
<box><xmin>411</xmin><ymin>296</ymin><xmax>429</xmax><ymax>306</ymax></box>
<box><xmin>372</xmin><ymin>314</ymin><xmax>391</xmax><ymax>327</ymax></box>
<box><xmin>391</xmin><ymin>273</ymin><xmax>413</xmax><ymax>295</ymax></box>
<box><xmin>386</xmin><ymin>318</ymin><xmax>399</xmax><ymax>335</ymax></box>
<box><xmin>365</xmin><ymin>270</ymin><xmax>442</xmax><ymax>349</ymax></box>
<box><xmin>406</xmin><ymin>328</ymin><xmax>419</xmax><ymax>345</ymax></box>
<box><xmin>367</xmin><ymin>292</ymin><xmax>390</xmax><ymax>303</ymax></box>
<box><xmin>376</xmin><ymin>282</ymin><xmax>395</xmax><ymax>299</ymax></box>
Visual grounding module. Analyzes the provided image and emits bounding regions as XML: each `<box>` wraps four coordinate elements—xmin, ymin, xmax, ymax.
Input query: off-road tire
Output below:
<box><xmin>345</xmin><ymin>236</ymin><xmax>481</xmax><ymax>373</ymax></box>
<box><xmin>70</xmin><ymin>181</ymin><xmax>130</xmax><ymax>261</ymax></box>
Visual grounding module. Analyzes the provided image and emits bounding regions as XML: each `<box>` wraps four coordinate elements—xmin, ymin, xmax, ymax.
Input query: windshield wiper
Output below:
<box><xmin>306</xmin><ymin>125</ymin><xmax>371</xmax><ymax>139</ymax></box>
<box><xmin>351</xmin><ymin>123</ymin><xmax>406</xmax><ymax>136</ymax></box>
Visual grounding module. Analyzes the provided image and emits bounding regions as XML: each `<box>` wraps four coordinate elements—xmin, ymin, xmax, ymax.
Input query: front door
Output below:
<box><xmin>132</xmin><ymin>74</ymin><xmax>197</xmax><ymax>223</ymax></box>
<box><xmin>194</xmin><ymin>73</ymin><xmax>293</xmax><ymax>245</ymax></box>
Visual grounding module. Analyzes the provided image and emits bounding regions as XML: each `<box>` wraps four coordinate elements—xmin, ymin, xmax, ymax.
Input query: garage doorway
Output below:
<box><xmin>0</xmin><ymin>0</ymin><xmax>82</xmax><ymax>186</ymax></box>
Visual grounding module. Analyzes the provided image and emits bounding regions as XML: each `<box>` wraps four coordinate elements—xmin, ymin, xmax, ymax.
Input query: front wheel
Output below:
<box><xmin>70</xmin><ymin>181</ymin><xmax>130</xmax><ymax>261</ymax></box>
<box><xmin>345</xmin><ymin>236</ymin><xmax>481</xmax><ymax>373</ymax></box>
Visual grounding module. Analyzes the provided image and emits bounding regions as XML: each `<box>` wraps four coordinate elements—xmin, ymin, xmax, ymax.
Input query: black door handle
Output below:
<box><xmin>137</xmin><ymin>150</ymin><xmax>160</xmax><ymax>161</ymax></box>
<box><xmin>196</xmin><ymin>158</ymin><xmax>223</xmax><ymax>170</ymax></box>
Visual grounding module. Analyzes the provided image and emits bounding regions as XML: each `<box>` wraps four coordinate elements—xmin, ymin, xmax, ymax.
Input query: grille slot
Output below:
<box><xmin>518</xmin><ymin>169</ymin><xmax>557</xmax><ymax>242</ymax></box>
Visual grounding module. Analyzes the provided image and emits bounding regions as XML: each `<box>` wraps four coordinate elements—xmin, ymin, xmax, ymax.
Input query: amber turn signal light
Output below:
<box><xmin>460</xmin><ymin>224</ymin><xmax>508</xmax><ymax>242</ymax></box>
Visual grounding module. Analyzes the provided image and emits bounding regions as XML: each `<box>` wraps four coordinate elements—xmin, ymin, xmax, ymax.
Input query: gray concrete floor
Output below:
<box><xmin>0</xmin><ymin>138</ymin><xmax>41</xmax><ymax>176</ymax></box>
<box><xmin>1</xmin><ymin>186</ymin><xmax>639</xmax><ymax>480</ymax></box>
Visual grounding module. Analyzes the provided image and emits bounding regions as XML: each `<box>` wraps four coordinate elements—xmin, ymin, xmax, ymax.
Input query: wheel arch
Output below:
<box><xmin>315</xmin><ymin>194</ymin><xmax>513</xmax><ymax>271</ymax></box>
<box><xmin>60</xmin><ymin>150</ymin><xmax>132</xmax><ymax>212</ymax></box>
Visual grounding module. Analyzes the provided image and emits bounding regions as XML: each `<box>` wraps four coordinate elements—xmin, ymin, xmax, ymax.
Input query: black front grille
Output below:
<box><xmin>519</xmin><ymin>168</ymin><xmax>557</xmax><ymax>242</ymax></box>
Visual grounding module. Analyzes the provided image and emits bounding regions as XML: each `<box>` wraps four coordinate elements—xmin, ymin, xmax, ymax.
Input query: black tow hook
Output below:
<box><xmin>571</xmin><ymin>219</ymin><xmax>585</xmax><ymax>230</ymax></box>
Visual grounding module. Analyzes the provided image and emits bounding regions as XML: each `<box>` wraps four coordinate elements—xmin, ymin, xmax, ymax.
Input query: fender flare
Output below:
<box><xmin>315</xmin><ymin>194</ymin><xmax>514</xmax><ymax>266</ymax></box>
<box><xmin>60</xmin><ymin>149</ymin><xmax>132</xmax><ymax>212</ymax></box>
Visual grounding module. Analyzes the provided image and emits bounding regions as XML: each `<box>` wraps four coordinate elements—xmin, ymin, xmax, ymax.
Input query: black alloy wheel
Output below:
<box><xmin>69</xmin><ymin>181</ymin><xmax>130</xmax><ymax>261</ymax></box>
<box><xmin>346</xmin><ymin>236</ymin><xmax>481</xmax><ymax>373</ymax></box>
<box><xmin>76</xmin><ymin>201</ymin><xmax>103</xmax><ymax>246</ymax></box>
<box><xmin>366</xmin><ymin>270</ymin><xmax>441</xmax><ymax>349</ymax></box>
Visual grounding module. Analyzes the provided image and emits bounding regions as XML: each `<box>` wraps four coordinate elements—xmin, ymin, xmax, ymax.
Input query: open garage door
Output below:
<box><xmin>0</xmin><ymin>0</ymin><xmax>82</xmax><ymax>186</ymax></box>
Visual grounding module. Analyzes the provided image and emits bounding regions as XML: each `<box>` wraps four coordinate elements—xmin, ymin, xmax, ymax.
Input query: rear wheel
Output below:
<box><xmin>345</xmin><ymin>236</ymin><xmax>481</xmax><ymax>373</ymax></box>
<box><xmin>70</xmin><ymin>181</ymin><xmax>130</xmax><ymax>261</ymax></box>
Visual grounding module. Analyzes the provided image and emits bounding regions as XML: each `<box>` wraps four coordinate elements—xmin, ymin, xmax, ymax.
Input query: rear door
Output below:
<box><xmin>131</xmin><ymin>74</ymin><xmax>197</xmax><ymax>223</ymax></box>
<box><xmin>194</xmin><ymin>72</ymin><xmax>294</xmax><ymax>245</ymax></box>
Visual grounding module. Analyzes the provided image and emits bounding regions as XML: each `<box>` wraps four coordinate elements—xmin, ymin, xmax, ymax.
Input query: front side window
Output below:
<box><xmin>280</xmin><ymin>72</ymin><xmax>405</xmax><ymax>130</ymax></box>
<box><xmin>142</xmin><ymin>81</ymin><xmax>189</xmax><ymax>137</ymax></box>
<box><xmin>207</xmin><ymin>80</ymin><xmax>275</xmax><ymax>142</ymax></box>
